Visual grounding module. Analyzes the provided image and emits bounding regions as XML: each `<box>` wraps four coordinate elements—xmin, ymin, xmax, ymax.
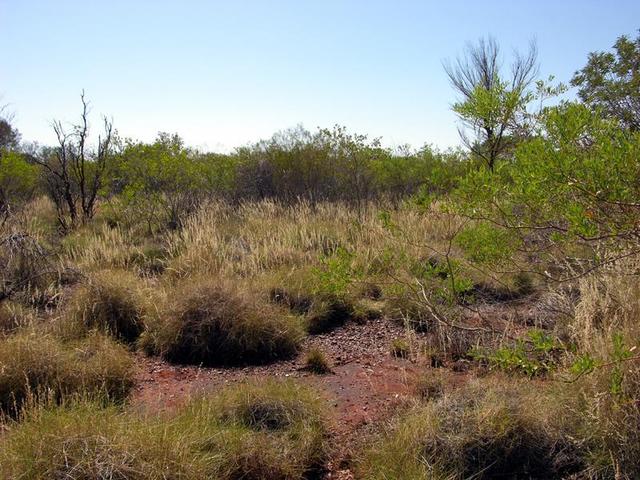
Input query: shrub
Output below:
<box><xmin>358</xmin><ymin>378</ymin><xmax>585</xmax><ymax>480</ymax></box>
<box><xmin>0</xmin><ymin>380</ymin><xmax>329</xmax><ymax>480</ymax></box>
<box><xmin>145</xmin><ymin>279</ymin><xmax>304</xmax><ymax>366</ymax></box>
<box><xmin>0</xmin><ymin>332</ymin><xmax>135</xmax><ymax>415</ymax></box>
<box><xmin>63</xmin><ymin>270</ymin><xmax>148</xmax><ymax>343</ymax></box>
<box><xmin>304</xmin><ymin>347</ymin><xmax>332</xmax><ymax>374</ymax></box>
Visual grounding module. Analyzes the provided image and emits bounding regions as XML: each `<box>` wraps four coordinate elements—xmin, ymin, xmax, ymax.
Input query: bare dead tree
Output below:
<box><xmin>444</xmin><ymin>37</ymin><xmax>539</xmax><ymax>170</ymax></box>
<box><xmin>34</xmin><ymin>91</ymin><xmax>113</xmax><ymax>231</ymax></box>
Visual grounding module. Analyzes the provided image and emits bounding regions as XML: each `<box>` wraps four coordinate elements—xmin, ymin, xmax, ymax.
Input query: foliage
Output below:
<box><xmin>455</xmin><ymin>221</ymin><xmax>517</xmax><ymax>265</ymax></box>
<box><xmin>454</xmin><ymin>102</ymin><xmax>640</xmax><ymax>279</ymax></box>
<box><xmin>311</xmin><ymin>247</ymin><xmax>359</xmax><ymax>298</ymax></box>
<box><xmin>572</xmin><ymin>31</ymin><xmax>640</xmax><ymax>130</ymax></box>
<box><xmin>0</xmin><ymin>150</ymin><xmax>38</xmax><ymax>224</ymax></box>
<box><xmin>445</xmin><ymin>37</ymin><xmax>539</xmax><ymax>169</ymax></box>
<box><xmin>471</xmin><ymin>329</ymin><xmax>562</xmax><ymax>377</ymax></box>
<box><xmin>112</xmin><ymin>133</ymin><xmax>213</xmax><ymax>231</ymax></box>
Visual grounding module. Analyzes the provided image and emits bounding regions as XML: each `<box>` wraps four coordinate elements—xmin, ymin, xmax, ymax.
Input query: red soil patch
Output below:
<box><xmin>131</xmin><ymin>317</ymin><xmax>427</xmax><ymax>478</ymax></box>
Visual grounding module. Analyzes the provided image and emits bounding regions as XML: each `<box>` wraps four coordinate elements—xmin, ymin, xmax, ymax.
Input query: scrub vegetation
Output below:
<box><xmin>1</xmin><ymin>31</ymin><xmax>639</xmax><ymax>479</ymax></box>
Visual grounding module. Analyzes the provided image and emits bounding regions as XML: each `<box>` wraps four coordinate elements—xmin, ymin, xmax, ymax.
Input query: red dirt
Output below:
<box><xmin>131</xmin><ymin>316</ymin><xmax>429</xmax><ymax>478</ymax></box>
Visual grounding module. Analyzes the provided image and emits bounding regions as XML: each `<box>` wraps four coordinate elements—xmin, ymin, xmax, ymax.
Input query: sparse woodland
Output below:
<box><xmin>1</xmin><ymin>32</ymin><xmax>639</xmax><ymax>479</ymax></box>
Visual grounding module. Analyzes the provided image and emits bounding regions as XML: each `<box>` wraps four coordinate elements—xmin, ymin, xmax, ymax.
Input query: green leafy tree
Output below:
<box><xmin>0</xmin><ymin>150</ymin><xmax>38</xmax><ymax>226</ymax></box>
<box><xmin>444</xmin><ymin>37</ymin><xmax>539</xmax><ymax>170</ymax></box>
<box><xmin>572</xmin><ymin>31</ymin><xmax>640</xmax><ymax>131</ymax></box>
<box><xmin>454</xmin><ymin>102</ymin><xmax>640</xmax><ymax>280</ymax></box>
<box><xmin>113</xmin><ymin>133</ymin><xmax>210</xmax><ymax>231</ymax></box>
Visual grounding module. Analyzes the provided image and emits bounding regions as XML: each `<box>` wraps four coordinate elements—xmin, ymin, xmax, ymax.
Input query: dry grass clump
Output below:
<box><xmin>60</xmin><ymin>269</ymin><xmax>149</xmax><ymax>343</ymax></box>
<box><xmin>553</xmin><ymin>255</ymin><xmax>640</xmax><ymax>478</ymax></box>
<box><xmin>0</xmin><ymin>403</ymin><xmax>196</xmax><ymax>480</ymax></box>
<box><xmin>358</xmin><ymin>377</ymin><xmax>584</xmax><ymax>480</ymax></box>
<box><xmin>413</xmin><ymin>371</ymin><xmax>446</xmax><ymax>400</ymax></box>
<box><xmin>306</xmin><ymin>295</ymin><xmax>355</xmax><ymax>334</ymax></box>
<box><xmin>0</xmin><ymin>331</ymin><xmax>135</xmax><ymax>415</ymax></box>
<box><xmin>304</xmin><ymin>347</ymin><xmax>332</xmax><ymax>374</ymax></box>
<box><xmin>384</xmin><ymin>284</ymin><xmax>438</xmax><ymax>333</ymax></box>
<box><xmin>142</xmin><ymin>279</ymin><xmax>304</xmax><ymax>366</ymax></box>
<box><xmin>163</xmin><ymin>200</ymin><xmax>450</xmax><ymax>281</ymax></box>
<box><xmin>0</xmin><ymin>232</ymin><xmax>60</xmax><ymax>307</ymax></box>
<box><xmin>0</xmin><ymin>380</ymin><xmax>329</xmax><ymax>480</ymax></box>
<box><xmin>0</xmin><ymin>300</ymin><xmax>34</xmax><ymax>335</ymax></box>
<box><xmin>198</xmin><ymin>380</ymin><xmax>329</xmax><ymax>478</ymax></box>
<box><xmin>269</xmin><ymin>287</ymin><xmax>313</xmax><ymax>314</ymax></box>
<box><xmin>390</xmin><ymin>337</ymin><xmax>410</xmax><ymax>359</ymax></box>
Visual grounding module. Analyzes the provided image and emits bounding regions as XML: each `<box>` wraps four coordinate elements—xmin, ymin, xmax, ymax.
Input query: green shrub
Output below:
<box><xmin>63</xmin><ymin>270</ymin><xmax>148</xmax><ymax>343</ymax></box>
<box><xmin>144</xmin><ymin>279</ymin><xmax>304</xmax><ymax>366</ymax></box>
<box><xmin>470</xmin><ymin>329</ymin><xmax>562</xmax><ymax>377</ymax></box>
<box><xmin>0</xmin><ymin>332</ymin><xmax>135</xmax><ymax>415</ymax></box>
<box><xmin>0</xmin><ymin>380</ymin><xmax>329</xmax><ymax>480</ymax></box>
<box><xmin>455</xmin><ymin>222</ymin><xmax>517</xmax><ymax>266</ymax></box>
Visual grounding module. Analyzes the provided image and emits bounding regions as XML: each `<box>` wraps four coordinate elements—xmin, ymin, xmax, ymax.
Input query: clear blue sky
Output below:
<box><xmin>2</xmin><ymin>1</ymin><xmax>639</xmax><ymax>151</ymax></box>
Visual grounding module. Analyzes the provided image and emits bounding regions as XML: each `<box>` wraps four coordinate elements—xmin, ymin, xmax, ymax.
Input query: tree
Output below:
<box><xmin>35</xmin><ymin>92</ymin><xmax>113</xmax><ymax>231</ymax></box>
<box><xmin>572</xmin><ymin>31</ymin><xmax>640</xmax><ymax>131</ymax></box>
<box><xmin>444</xmin><ymin>37</ymin><xmax>538</xmax><ymax>170</ymax></box>
<box><xmin>0</xmin><ymin>151</ymin><xmax>38</xmax><ymax>227</ymax></box>
<box><xmin>453</xmin><ymin>102</ymin><xmax>640</xmax><ymax>281</ymax></box>
<box><xmin>113</xmin><ymin>133</ymin><xmax>208</xmax><ymax>231</ymax></box>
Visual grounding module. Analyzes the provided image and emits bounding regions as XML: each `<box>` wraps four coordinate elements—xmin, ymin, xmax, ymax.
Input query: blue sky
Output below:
<box><xmin>2</xmin><ymin>1</ymin><xmax>639</xmax><ymax>151</ymax></box>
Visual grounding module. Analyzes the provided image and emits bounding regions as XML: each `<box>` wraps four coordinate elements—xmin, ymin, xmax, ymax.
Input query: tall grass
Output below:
<box><xmin>0</xmin><ymin>331</ymin><xmax>136</xmax><ymax>415</ymax></box>
<box><xmin>0</xmin><ymin>380</ymin><xmax>329</xmax><ymax>480</ymax></box>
